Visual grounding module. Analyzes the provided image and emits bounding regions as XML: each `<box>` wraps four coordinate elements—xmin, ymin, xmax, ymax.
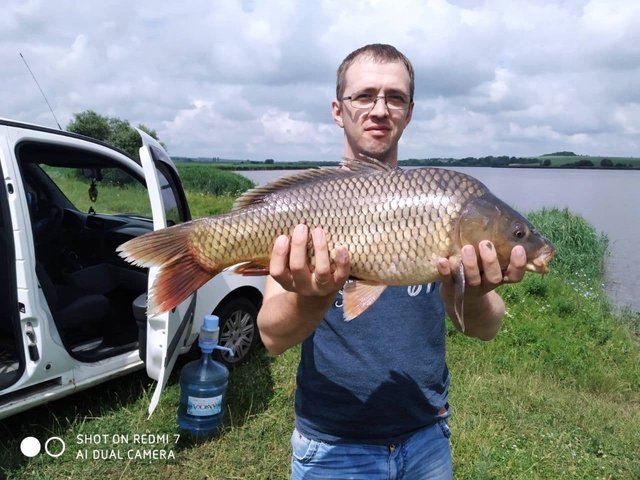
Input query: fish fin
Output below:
<box><xmin>232</xmin><ymin>168</ymin><xmax>357</xmax><ymax>211</ymax></box>
<box><xmin>231</xmin><ymin>261</ymin><xmax>270</xmax><ymax>276</ymax></box>
<box><xmin>343</xmin><ymin>281</ymin><xmax>387</xmax><ymax>321</ymax></box>
<box><xmin>117</xmin><ymin>223</ymin><xmax>219</xmax><ymax>314</ymax></box>
<box><xmin>232</xmin><ymin>154</ymin><xmax>394</xmax><ymax>212</ymax></box>
<box><xmin>147</xmin><ymin>254</ymin><xmax>217</xmax><ymax>315</ymax></box>
<box><xmin>341</xmin><ymin>155</ymin><xmax>395</xmax><ymax>173</ymax></box>
<box><xmin>452</xmin><ymin>261</ymin><xmax>466</xmax><ymax>332</ymax></box>
<box><xmin>116</xmin><ymin>222</ymin><xmax>192</xmax><ymax>268</ymax></box>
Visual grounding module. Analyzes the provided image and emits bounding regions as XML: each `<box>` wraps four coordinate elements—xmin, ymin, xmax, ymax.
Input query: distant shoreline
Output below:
<box><xmin>172</xmin><ymin>152</ymin><xmax>640</xmax><ymax>171</ymax></box>
<box><xmin>172</xmin><ymin>160</ymin><xmax>640</xmax><ymax>171</ymax></box>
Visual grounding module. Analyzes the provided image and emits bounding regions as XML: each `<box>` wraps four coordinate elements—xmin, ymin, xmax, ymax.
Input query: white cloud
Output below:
<box><xmin>1</xmin><ymin>0</ymin><xmax>639</xmax><ymax>160</ymax></box>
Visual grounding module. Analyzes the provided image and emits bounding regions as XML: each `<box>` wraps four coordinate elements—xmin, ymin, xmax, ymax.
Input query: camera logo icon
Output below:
<box><xmin>20</xmin><ymin>436</ymin><xmax>66</xmax><ymax>458</ymax></box>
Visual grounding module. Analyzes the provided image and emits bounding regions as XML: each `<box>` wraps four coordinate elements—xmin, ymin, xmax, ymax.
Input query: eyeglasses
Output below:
<box><xmin>340</xmin><ymin>92</ymin><xmax>411</xmax><ymax>111</ymax></box>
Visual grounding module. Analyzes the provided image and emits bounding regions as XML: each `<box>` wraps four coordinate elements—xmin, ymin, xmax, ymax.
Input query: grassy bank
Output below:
<box><xmin>176</xmin><ymin>164</ymin><xmax>254</xmax><ymax>197</ymax></box>
<box><xmin>178</xmin><ymin>164</ymin><xmax>253</xmax><ymax>215</ymax></box>
<box><xmin>1</xmin><ymin>203</ymin><xmax>638</xmax><ymax>478</ymax></box>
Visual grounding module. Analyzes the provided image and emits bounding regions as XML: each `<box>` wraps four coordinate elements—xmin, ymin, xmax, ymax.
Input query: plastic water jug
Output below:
<box><xmin>176</xmin><ymin>315</ymin><xmax>233</xmax><ymax>438</ymax></box>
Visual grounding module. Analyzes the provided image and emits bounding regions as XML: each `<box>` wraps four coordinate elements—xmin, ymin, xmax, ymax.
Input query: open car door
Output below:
<box><xmin>137</xmin><ymin>129</ymin><xmax>196</xmax><ymax>416</ymax></box>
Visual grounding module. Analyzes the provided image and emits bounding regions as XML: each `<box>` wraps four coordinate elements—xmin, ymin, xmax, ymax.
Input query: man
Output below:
<box><xmin>257</xmin><ymin>44</ymin><xmax>526</xmax><ymax>479</ymax></box>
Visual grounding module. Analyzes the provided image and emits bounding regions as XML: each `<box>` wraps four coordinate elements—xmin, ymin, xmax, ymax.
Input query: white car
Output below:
<box><xmin>0</xmin><ymin>119</ymin><xmax>265</xmax><ymax>419</ymax></box>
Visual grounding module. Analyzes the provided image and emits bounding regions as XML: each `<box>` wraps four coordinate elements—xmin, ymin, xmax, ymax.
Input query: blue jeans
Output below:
<box><xmin>290</xmin><ymin>418</ymin><xmax>453</xmax><ymax>480</ymax></box>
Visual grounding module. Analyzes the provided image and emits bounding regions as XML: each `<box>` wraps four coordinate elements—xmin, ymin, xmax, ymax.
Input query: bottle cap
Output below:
<box><xmin>199</xmin><ymin>315</ymin><xmax>220</xmax><ymax>353</ymax></box>
<box><xmin>203</xmin><ymin>315</ymin><xmax>219</xmax><ymax>331</ymax></box>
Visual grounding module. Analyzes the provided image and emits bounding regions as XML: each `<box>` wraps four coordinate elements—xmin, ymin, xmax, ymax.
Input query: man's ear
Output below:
<box><xmin>404</xmin><ymin>101</ymin><xmax>414</xmax><ymax>127</ymax></box>
<box><xmin>331</xmin><ymin>99</ymin><xmax>344</xmax><ymax>128</ymax></box>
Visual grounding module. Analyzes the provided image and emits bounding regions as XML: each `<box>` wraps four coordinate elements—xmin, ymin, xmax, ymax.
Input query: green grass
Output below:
<box><xmin>2</xmin><ymin>188</ymin><xmax>639</xmax><ymax>478</ymax></box>
<box><xmin>42</xmin><ymin>164</ymin><xmax>253</xmax><ymax>218</ymax></box>
<box><xmin>44</xmin><ymin>167</ymin><xmax>154</xmax><ymax>216</ymax></box>
<box><xmin>176</xmin><ymin>164</ymin><xmax>254</xmax><ymax>196</ymax></box>
<box><xmin>184</xmin><ymin>192</ymin><xmax>236</xmax><ymax>217</ymax></box>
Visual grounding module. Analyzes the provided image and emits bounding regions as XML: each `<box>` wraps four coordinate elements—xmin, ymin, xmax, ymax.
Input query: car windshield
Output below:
<box><xmin>40</xmin><ymin>164</ymin><xmax>153</xmax><ymax>218</ymax></box>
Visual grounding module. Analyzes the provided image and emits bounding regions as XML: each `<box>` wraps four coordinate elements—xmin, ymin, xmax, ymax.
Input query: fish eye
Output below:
<box><xmin>513</xmin><ymin>222</ymin><xmax>526</xmax><ymax>239</ymax></box>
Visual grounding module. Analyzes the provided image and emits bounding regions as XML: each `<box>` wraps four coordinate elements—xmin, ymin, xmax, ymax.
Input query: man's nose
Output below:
<box><xmin>369</xmin><ymin>97</ymin><xmax>389</xmax><ymax>117</ymax></box>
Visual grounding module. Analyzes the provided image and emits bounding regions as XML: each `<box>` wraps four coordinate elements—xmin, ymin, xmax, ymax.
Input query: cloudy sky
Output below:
<box><xmin>2</xmin><ymin>0</ymin><xmax>639</xmax><ymax>162</ymax></box>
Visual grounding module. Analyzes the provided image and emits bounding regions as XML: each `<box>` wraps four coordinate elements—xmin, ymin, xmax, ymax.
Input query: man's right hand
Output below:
<box><xmin>257</xmin><ymin>224</ymin><xmax>350</xmax><ymax>355</ymax></box>
<box><xmin>269</xmin><ymin>224</ymin><xmax>350</xmax><ymax>297</ymax></box>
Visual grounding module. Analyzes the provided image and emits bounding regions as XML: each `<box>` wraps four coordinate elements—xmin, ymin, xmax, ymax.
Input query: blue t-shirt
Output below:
<box><xmin>295</xmin><ymin>283</ymin><xmax>450</xmax><ymax>445</ymax></box>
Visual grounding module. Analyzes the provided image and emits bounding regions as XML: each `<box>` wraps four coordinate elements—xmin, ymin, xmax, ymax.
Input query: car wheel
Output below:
<box><xmin>213</xmin><ymin>297</ymin><xmax>260</xmax><ymax>367</ymax></box>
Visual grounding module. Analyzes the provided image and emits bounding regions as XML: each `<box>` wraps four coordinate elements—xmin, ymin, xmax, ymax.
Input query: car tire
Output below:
<box><xmin>213</xmin><ymin>297</ymin><xmax>260</xmax><ymax>367</ymax></box>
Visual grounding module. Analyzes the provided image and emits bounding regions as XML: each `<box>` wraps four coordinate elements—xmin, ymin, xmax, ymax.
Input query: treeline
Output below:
<box><xmin>400</xmin><ymin>156</ymin><xmax>541</xmax><ymax>167</ymax></box>
<box><xmin>554</xmin><ymin>158</ymin><xmax>636</xmax><ymax>168</ymax></box>
<box><xmin>173</xmin><ymin>159</ymin><xmax>341</xmax><ymax>170</ymax></box>
<box><xmin>540</xmin><ymin>151</ymin><xmax>577</xmax><ymax>156</ymax></box>
<box><xmin>400</xmin><ymin>156</ymin><xmax>639</xmax><ymax>169</ymax></box>
<box><xmin>174</xmin><ymin>155</ymin><xmax>638</xmax><ymax>169</ymax></box>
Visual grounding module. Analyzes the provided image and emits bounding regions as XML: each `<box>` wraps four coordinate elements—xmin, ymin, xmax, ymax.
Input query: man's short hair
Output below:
<box><xmin>336</xmin><ymin>44</ymin><xmax>415</xmax><ymax>100</ymax></box>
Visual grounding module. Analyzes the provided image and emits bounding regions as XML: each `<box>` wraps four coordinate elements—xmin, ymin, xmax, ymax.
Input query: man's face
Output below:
<box><xmin>332</xmin><ymin>58</ymin><xmax>414</xmax><ymax>166</ymax></box>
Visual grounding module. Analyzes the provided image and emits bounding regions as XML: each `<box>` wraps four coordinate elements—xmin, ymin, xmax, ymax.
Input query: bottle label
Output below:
<box><xmin>187</xmin><ymin>395</ymin><xmax>223</xmax><ymax>416</ymax></box>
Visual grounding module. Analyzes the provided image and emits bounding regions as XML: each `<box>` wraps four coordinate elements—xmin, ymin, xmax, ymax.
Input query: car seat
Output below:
<box><xmin>35</xmin><ymin>262</ymin><xmax>109</xmax><ymax>338</ymax></box>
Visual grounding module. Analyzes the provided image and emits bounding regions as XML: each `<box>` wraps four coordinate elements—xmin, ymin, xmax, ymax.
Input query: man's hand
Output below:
<box><xmin>258</xmin><ymin>224</ymin><xmax>350</xmax><ymax>355</ymax></box>
<box><xmin>269</xmin><ymin>224</ymin><xmax>350</xmax><ymax>297</ymax></box>
<box><xmin>438</xmin><ymin>241</ymin><xmax>527</xmax><ymax>299</ymax></box>
<box><xmin>437</xmin><ymin>241</ymin><xmax>527</xmax><ymax>340</ymax></box>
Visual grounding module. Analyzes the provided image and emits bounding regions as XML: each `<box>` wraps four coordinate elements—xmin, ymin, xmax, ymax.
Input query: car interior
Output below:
<box><xmin>14</xmin><ymin>141</ymin><xmax>154</xmax><ymax>363</ymax></box>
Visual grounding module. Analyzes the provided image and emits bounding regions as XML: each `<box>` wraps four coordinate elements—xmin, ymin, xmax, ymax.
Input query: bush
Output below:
<box><xmin>176</xmin><ymin>164</ymin><xmax>254</xmax><ymax>196</ymax></box>
<box><xmin>527</xmin><ymin>207</ymin><xmax>608</xmax><ymax>280</ymax></box>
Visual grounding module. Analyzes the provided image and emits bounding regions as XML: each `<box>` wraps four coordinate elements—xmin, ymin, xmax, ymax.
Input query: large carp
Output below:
<box><xmin>118</xmin><ymin>157</ymin><xmax>555</xmax><ymax>329</ymax></box>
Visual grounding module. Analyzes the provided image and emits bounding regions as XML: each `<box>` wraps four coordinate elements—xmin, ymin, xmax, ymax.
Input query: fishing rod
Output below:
<box><xmin>19</xmin><ymin>52</ymin><xmax>62</xmax><ymax>130</ymax></box>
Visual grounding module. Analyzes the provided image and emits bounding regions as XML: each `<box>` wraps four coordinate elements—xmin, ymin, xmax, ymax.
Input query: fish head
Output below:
<box><xmin>457</xmin><ymin>193</ymin><xmax>555</xmax><ymax>274</ymax></box>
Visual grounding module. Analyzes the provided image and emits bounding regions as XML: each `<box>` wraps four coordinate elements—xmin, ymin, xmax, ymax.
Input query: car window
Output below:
<box><xmin>40</xmin><ymin>165</ymin><xmax>152</xmax><ymax>217</ymax></box>
<box><xmin>153</xmin><ymin>162</ymin><xmax>187</xmax><ymax>226</ymax></box>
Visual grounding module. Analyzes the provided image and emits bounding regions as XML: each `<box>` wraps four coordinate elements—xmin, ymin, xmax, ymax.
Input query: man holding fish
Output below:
<box><xmin>119</xmin><ymin>43</ymin><xmax>554</xmax><ymax>479</ymax></box>
<box><xmin>257</xmin><ymin>44</ymin><xmax>538</xmax><ymax>479</ymax></box>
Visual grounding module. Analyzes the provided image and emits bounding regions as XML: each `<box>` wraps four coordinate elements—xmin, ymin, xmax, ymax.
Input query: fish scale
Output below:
<box><xmin>201</xmin><ymin>169</ymin><xmax>462</xmax><ymax>283</ymax></box>
<box><xmin>118</xmin><ymin>157</ymin><xmax>554</xmax><ymax>320</ymax></box>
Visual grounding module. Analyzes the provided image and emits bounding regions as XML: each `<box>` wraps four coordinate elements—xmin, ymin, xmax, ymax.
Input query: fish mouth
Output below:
<box><xmin>526</xmin><ymin>247</ymin><xmax>556</xmax><ymax>274</ymax></box>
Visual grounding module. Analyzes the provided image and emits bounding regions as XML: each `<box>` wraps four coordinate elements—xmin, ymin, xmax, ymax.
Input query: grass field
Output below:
<box><xmin>1</xmin><ymin>168</ymin><xmax>639</xmax><ymax>479</ymax></box>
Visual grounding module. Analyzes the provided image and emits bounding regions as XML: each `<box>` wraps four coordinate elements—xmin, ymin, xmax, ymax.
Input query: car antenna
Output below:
<box><xmin>19</xmin><ymin>52</ymin><xmax>62</xmax><ymax>130</ymax></box>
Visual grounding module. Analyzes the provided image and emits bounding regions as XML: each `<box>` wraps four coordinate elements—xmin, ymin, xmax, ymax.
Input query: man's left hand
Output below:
<box><xmin>436</xmin><ymin>241</ymin><xmax>527</xmax><ymax>340</ymax></box>
<box><xmin>437</xmin><ymin>241</ymin><xmax>527</xmax><ymax>300</ymax></box>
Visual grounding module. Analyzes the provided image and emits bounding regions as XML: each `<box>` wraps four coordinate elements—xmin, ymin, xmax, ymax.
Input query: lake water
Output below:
<box><xmin>236</xmin><ymin>168</ymin><xmax>640</xmax><ymax>313</ymax></box>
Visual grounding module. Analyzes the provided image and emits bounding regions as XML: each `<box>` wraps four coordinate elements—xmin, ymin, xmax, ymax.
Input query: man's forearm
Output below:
<box><xmin>443</xmin><ymin>289</ymin><xmax>505</xmax><ymax>341</ymax></box>
<box><xmin>257</xmin><ymin>286</ymin><xmax>336</xmax><ymax>355</ymax></box>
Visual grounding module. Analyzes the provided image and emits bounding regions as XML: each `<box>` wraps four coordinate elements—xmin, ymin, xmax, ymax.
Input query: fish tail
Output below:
<box><xmin>117</xmin><ymin>222</ymin><xmax>219</xmax><ymax>314</ymax></box>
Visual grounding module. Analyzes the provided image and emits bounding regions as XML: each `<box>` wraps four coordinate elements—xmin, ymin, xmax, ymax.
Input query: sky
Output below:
<box><xmin>1</xmin><ymin>0</ymin><xmax>639</xmax><ymax>162</ymax></box>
